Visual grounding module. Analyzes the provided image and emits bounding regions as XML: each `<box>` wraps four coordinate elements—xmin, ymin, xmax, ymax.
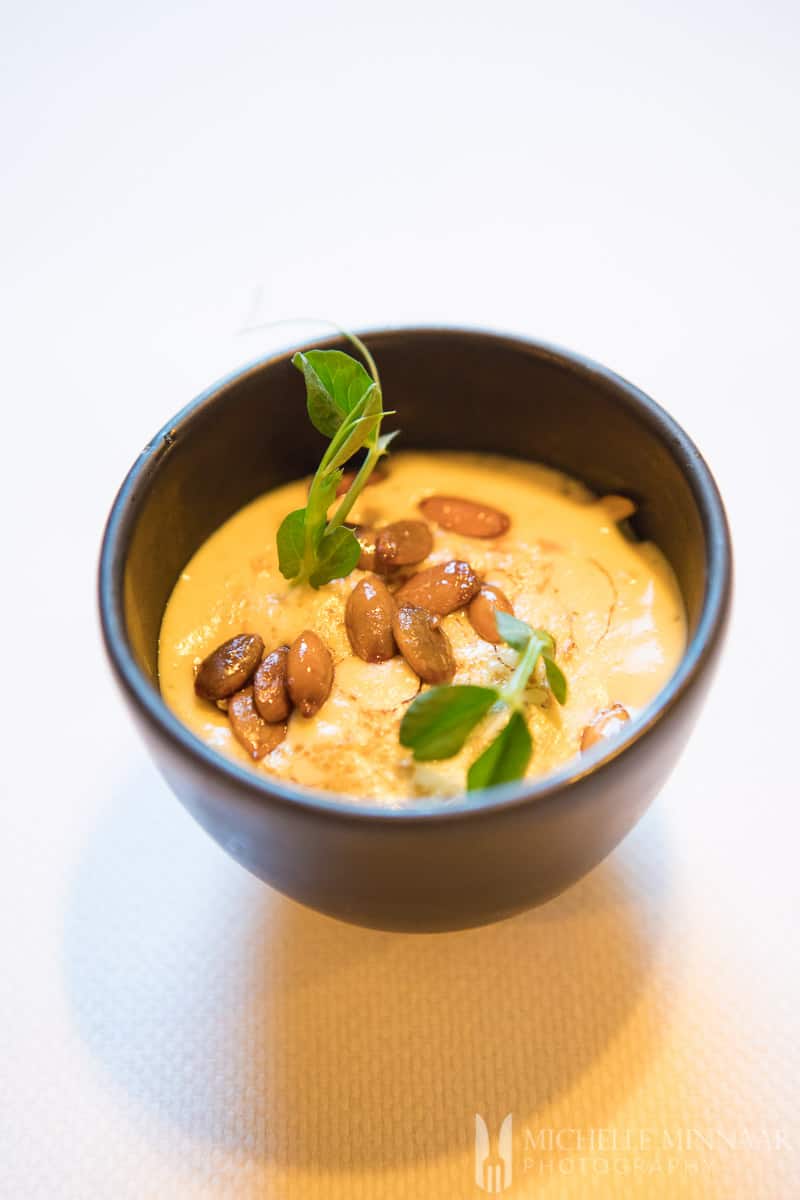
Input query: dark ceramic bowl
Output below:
<box><xmin>99</xmin><ymin>327</ymin><xmax>731</xmax><ymax>931</ymax></box>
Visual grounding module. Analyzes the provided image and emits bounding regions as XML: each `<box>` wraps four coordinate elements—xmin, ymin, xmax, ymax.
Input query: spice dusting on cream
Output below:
<box><xmin>158</xmin><ymin>451</ymin><xmax>686</xmax><ymax>803</ymax></box>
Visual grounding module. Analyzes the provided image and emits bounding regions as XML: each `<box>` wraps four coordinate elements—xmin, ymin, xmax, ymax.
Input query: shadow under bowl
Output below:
<box><xmin>99</xmin><ymin>327</ymin><xmax>731</xmax><ymax>931</ymax></box>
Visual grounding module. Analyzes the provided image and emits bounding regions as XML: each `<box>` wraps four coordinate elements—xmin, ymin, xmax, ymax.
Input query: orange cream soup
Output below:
<box><xmin>159</xmin><ymin>452</ymin><xmax>686</xmax><ymax>803</ymax></box>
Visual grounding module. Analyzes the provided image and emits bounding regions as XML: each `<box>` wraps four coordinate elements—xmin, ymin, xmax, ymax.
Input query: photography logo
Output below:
<box><xmin>475</xmin><ymin>1113</ymin><xmax>513</xmax><ymax>1193</ymax></box>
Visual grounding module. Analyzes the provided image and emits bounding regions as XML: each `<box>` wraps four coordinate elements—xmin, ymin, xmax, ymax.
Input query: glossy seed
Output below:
<box><xmin>395</xmin><ymin>559</ymin><xmax>480</xmax><ymax>615</ymax></box>
<box><xmin>228</xmin><ymin>687</ymin><xmax>288</xmax><ymax>760</ymax></box>
<box><xmin>419</xmin><ymin>494</ymin><xmax>510</xmax><ymax>538</ymax></box>
<box><xmin>391</xmin><ymin>603</ymin><xmax>456</xmax><ymax>684</ymax></box>
<box><xmin>580</xmin><ymin>703</ymin><xmax>631</xmax><ymax>752</ymax></box>
<box><xmin>194</xmin><ymin>633</ymin><xmax>264</xmax><ymax>700</ymax></box>
<box><xmin>335</xmin><ymin>463</ymin><xmax>388</xmax><ymax>497</ymax></box>
<box><xmin>375</xmin><ymin>519</ymin><xmax>433</xmax><ymax>573</ymax></box>
<box><xmin>345</xmin><ymin>576</ymin><xmax>396</xmax><ymax>662</ymax></box>
<box><xmin>253</xmin><ymin>644</ymin><xmax>292</xmax><ymax>722</ymax></box>
<box><xmin>468</xmin><ymin>584</ymin><xmax>514</xmax><ymax>643</ymax></box>
<box><xmin>287</xmin><ymin>630</ymin><xmax>334</xmax><ymax>717</ymax></box>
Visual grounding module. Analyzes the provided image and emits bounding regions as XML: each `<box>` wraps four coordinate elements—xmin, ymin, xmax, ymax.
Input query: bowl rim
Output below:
<box><xmin>98</xmin><ymin>324</ymin><xmax>732</xmax><ymax>825</ymax></box>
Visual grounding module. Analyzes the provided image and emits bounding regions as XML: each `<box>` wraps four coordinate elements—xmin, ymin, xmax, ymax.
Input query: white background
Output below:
<box><xmin>2</xmin><ymin>2</ymin><xmax>799</xmax><ymax>1196</ymax></box>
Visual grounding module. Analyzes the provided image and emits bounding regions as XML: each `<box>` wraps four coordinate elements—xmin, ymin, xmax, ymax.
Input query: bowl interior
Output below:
<box><xmin>110</xmin><ymin>329</ymin><xmax>715</xmax><ymax>695</ymax></box>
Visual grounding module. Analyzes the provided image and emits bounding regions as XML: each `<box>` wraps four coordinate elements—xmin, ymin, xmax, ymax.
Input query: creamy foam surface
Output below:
<box><xmin>158</xmin><ymin>452</ymin><xmax>686</xmax><ymax>803</ymax></box>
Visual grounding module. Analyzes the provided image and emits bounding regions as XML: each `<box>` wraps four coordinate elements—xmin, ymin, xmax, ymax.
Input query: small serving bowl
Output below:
<box><xmin>99</xmin><ymin>327</ymin><xmax>731</xmax><ymax>931</ymax></box>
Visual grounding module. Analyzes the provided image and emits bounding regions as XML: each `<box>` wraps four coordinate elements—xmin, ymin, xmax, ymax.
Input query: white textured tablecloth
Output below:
<box><xmin>3</xmin><ymin>2</ymin><xmax>799</xmax><ymax>1196</ymax></box>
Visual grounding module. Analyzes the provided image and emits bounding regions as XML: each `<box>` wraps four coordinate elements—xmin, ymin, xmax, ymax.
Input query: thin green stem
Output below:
<box><xmin>322</xmin><ymin>346</ymin><xmax>386</xmax><ymax>533</ymax></box>
<box><xmin>343</xmin><ymin>331</ymin><xmax>380</xmax><ymax>387</ymax></box>
<box><xmin>325</xmin><ymin>442</ymin><xmax>382</xmax><ymax>533</ymax></box>
<box><xmin>499</xmin><ymin>635</ymin><xmax>546</xmax><ymax>710</ymax></box>
<box><xmin>275</xmin><ymin>327</ymin><xmax>390</xmax><ymax>587</ymax></box>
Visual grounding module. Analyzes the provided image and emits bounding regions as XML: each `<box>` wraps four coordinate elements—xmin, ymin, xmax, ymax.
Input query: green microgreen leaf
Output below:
<box><xmin>308</xmin><ymin>527</ymin><xmax>361</xmax><ymax>588</ymax></box>
<box><xmin>400</xmin><ymin>686</ymin><xmax>499</xmax><ymax>761</ymax></box>
<box><xmin>276</xmin><ymin>508</ymin><xmax>307</xmax><ymax>579</ymax></box>
<box><xmin>292</xmin><ymin>349</ymin><xmax>374</xmax><ymax>438</ymax></box>
<box><xmin>279</xmin><ymin>335</ymin><xmax>397</xmax><ymax>587</ymax></box>
<box><xmin>494</xmin><ymin>610</ymin><xmax>533</xmax><ymax>654</ymax></box>
<box><xmin>543</xmin><ymin>654</ymin><xmax>568</xmax><ymax>704</ymax></box>
<box><xmin>292</xmin><ymin>353</ymin><xmax>340</xmax><ymax>438</ymax></box>
<box><xmin>398</xmin><ymin>602</ymin><xmax>567</xmax><ymax>791</ymax></box>
<box><xmin>467</xmin><ymin>711</ymin><xmax>533</xmax><ymax>791</ymax></box>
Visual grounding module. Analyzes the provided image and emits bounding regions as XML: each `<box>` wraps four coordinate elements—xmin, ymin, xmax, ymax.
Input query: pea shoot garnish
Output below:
<box><xmin>399</xmin><ymin>610</ymin><xmax>567</xmax><ymax>790</ymax></box>
<box><xmin>277</xmin><ymin>334</ymin><xmax>397</xmax><ymax>587</ymax></box>
<box><xmin>276</xmin><ymin>331</ymin><xmax>567</xmax><ymax>791</ymax></box>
